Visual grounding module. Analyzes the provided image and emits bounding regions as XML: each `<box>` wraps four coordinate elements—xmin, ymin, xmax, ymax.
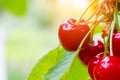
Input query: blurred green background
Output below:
<box><xmin>0</xmin><ymin>0</ymin><xmax>90</xmax><ymax>80</ymax></box>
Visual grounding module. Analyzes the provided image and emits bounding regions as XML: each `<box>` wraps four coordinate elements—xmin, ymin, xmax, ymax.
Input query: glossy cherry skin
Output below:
<box><xmin>112</xmin><ymin>32</ymin><xmax>120</xmax><ymax>56</ymax></box>
<box><xmin>88</xmin><ymin>52</ymin><xmax>108</xmax><ymax>80</ymax></box>
<box><xmin>78</xmin><ymin>40</ymin><xmax>104</xmax><ymax>65</ymax></box>
<box><xmin>58</xmin><ymin>18</ymin><xmax>90</xmax><ymax>51</ymax></box>
<box><xmin>94</xmin><ymin>56</ymin><xmax>120</xmax><ymax>80</ymax></box>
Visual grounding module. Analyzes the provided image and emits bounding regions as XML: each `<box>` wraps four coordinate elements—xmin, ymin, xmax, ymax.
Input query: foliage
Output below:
<box><xmin>27</xmin><ymin>46</ymin><xmax>89</xmax><ymax>80</ymax></box>
<box><xmin>1</xmin><ymin>0</ymin><xmax>27</xmax><ymax>16</ymax></box>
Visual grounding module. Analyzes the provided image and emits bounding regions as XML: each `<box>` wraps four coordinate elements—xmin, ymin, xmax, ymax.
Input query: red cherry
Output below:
<box><xmin>58</xmin><ymin>18</ymin><xmax>90</xmax><ymax>51</ymax></box>
<box><xmin>88</xmin><ymin>52</ymin><xmax>107</xmax><ymax>80</ymax></box>
<box><xmin>78</xmin><ymin>40</ymin><xmax>104</xmax><ymax>65</ymax></box>
<box><xmin>94</xmin><ymin>56</ymin><xmax>120</xmax><ymax>80</ymax></box>
<box><xmin>112</xmin><ymin>32</ymin><xmax>120</xmax><ymax>56</ymax></box>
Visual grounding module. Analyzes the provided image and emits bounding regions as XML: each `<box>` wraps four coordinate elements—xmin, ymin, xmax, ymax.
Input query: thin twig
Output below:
<box><xmin>76</xmin><ymin>0</ymin><xmax>96</xmax><ymax>24</ymax></box>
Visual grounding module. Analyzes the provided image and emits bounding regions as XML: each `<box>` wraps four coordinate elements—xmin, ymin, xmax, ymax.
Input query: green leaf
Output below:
<box><xmin>3</xmin><ymin>0</ymin><xmax>27</xmax><ymax>16</ymax></box>
<box><xmin>61</xmin><ymin>57</ymin><xmax>89</xmax><ymax>80</ymax></box>
<box><xmin>44</xmin><ymin>52</ymin><xmax>75</xmax><ymax>80</ymax></box>
<box><xmin>93</xmin><ymin>23</ymin><xmax>105</xmax><ymax>34</ymax></box>
<box><xmin>27</xmin><ymin>46</ymin><xmax>65</xmax><ymax>80</ymax></box>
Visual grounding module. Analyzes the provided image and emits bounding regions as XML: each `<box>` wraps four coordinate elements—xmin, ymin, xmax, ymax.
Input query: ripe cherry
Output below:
<box><xmin>112</xmin><ymin>32</ymin><xmax>120</xmax><ymax>56</ymax></box>
<box><xmin>88</xmin><ymin>52</ymin><xmax>108</xmax><ymax>80</ymax></box>
<box><xmin>58</xmin><ymin>18</ymin><xmax>90</xmax><ymax>51</ymax></box>
<box><xmin>94</xmin><ymin>56</ymin><xmax>120</xmax><ymax>80</ymax></box>
<box><xmin>78</xmin><ymin>40</ymin><xmax>104</xmax><ymax>65</ymax></box>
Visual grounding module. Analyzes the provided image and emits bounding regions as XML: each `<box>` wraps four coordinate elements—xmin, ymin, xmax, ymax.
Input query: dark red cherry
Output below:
<box><xmin>88</xmin><ymin>52</ymin><xmax>108</xmax><ymax>80</ymax></box>
<box><xmin>94</xmin><ymin>56</ymin><xmax>120</xmax><ymax>80</ymax></box>
<box><xmin>58</xmin><ymin>18</ymin><xmax>90</xmax><ymax>51</ymax></box>
<box><xmin>112</xmin><ymin>32</ymin><xmax>120</xmax><ymax>56</ymax></box>
<box><xmin>78</xmin><ymin>40</ymin><xmax>104</xmax><ymax>65</ymax></box>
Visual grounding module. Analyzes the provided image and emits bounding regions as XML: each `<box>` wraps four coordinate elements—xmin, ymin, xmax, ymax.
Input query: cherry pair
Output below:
<box><xmin>88</xmin><ymin>52</ymin><xmax>120</xmax><ymax>80</ymax></box>
<box><xmin>58</xmin><ymin>18</ymin><xmax>104</xmax><ymax>65</ymax></box>
<box><xmin>88</xmin><ymin>32</ymin><xmax>120</xmax><ymax>80</ymax></box>
<box><xmin>78</xmin><ymin>31</ymin><xmax>120</xmax><ymax>66</ymax></box>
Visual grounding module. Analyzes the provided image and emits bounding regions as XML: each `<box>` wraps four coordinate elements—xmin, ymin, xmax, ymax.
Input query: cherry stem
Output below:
<box><xmin>115</xmin><ymin>0</ymin><xmax>119</xmax><ymax>31</ymax></box>
<box><xmin>86</xmin><ymin>2</ymin><xmax>104</xmax><ymax>44</ymax></box>
<box><xmin>77</xmin><ymin>15</ymin><xmax>106</xmax><ymax>54</ymax></box>
<box><xmin>103</xmin><ymin>35</ymin><xmax>109</xmax><ymax>57</ymax></box>
<box><xmin>109</xmin><ymin>22</ymin><xmax>115</xmax><ymax>56</ymax></box>
<box><xmin>87</xmin><ymin>2</ymin><xmax>103</xmax><ymax>22</ymax></box>
<box><xmin>89</xmin><ymin>15</ymin><xmax>99</xmax><ymax>44</ymax></box>
<box><xmin>109</xmin><ymin>0</ymin><xmax>118</xmax><ymax>56</ymax></box>
<box><xmin>76</xmin><ymin>0</ymin><xmax>95</xmax><ymax>24</ymax></box>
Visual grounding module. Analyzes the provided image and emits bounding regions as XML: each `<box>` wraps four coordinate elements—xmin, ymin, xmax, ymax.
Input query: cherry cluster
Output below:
<box><xmin>58</xmin><ymin>0</ymin><xmax>120</xmax><ymax>80</ymax></box>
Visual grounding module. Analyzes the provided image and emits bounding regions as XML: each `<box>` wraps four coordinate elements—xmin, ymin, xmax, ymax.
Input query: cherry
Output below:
<box><xmin>78</xmin><ymin>40</ymin><xmax>104</xmax><ymax>65</ymax></box>
<box><xmin>94</xmin><ymin>56</ymin><xmax>120</xmax><ymax>80</ymax></box>
<box><xmin>112</xmin><ymin>32</ymin><xmax>120</xmax><ymax>56</ymax></box>
<box><xmin>88</xmin><ymin>52</ymin><xmax>108</xmax><ymax>80</ymax></box>
<box><xmin>58</xmin><ymin>18</ymin><xmax>90</xmax><ymax>51</ymax></box>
